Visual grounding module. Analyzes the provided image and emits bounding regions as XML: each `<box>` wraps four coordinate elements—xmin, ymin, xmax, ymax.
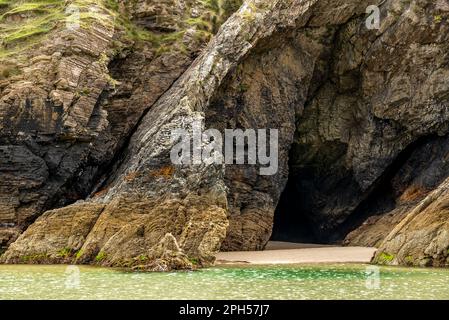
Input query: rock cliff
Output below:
<box><xmin>1</xmin><ymin>0</ymin><xmax>448</xmax><ymax>269</ymax></box>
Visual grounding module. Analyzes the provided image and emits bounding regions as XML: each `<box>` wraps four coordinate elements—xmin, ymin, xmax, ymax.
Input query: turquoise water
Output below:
<box><xmin>0</xmin><ymin>264</ymin><xmax>448</xmax><ymax>300</ymax></box>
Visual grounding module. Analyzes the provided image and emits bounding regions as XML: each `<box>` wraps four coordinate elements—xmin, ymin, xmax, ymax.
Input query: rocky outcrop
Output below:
<box><xmin>0</xmin><ymin>0</ymin><xmax>240</xmax><ymax>251</ymax></box>
<box><xmin>372</xmin><ymin>176</ymin><xmax>449</xmax><ymax>267</ymax></box>
<box><xmin>0</xmin><ymin>0</ymin><xmax>118</xmax><ymax>249</ymax></box>
<box><xmin>1</xmin><ymin>0</ymin><xmax>449</xmax><ymax>269</ymax></box>
<box><xmin>272</xmin><ymin>0</ymin><xmax>449</xmax><ymax>267</ymax></box>
<box><xmin>3</xmin><ymin>0</ymin><xmax>326</xmax><ymax>267</ymax></box>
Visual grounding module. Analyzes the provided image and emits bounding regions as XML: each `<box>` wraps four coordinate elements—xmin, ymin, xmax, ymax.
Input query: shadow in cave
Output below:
<box><xmin>271</xmin><ymin>134</ymin><xmax>446</xmax><ymax>245</ymax></box>
<box><xmin>271</xmin><ymin>177</ymin><xmax>320</xmax><ymax>244</ymax></box>
<box><xmin>328</xmin><ymin>134</ymin><xmax>449</xmax><ymax>243</ymax></box>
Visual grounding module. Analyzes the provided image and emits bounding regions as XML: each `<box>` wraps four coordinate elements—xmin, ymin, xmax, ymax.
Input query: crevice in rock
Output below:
<box><xmin>328</xmin><ymin>134</ymin><xmax>441</xmax><ymax>243</ymax></box>
<box><xmin>86</xmin><ymin>57</ymin><xmax>189</xmax><ymax>197</ymax></box>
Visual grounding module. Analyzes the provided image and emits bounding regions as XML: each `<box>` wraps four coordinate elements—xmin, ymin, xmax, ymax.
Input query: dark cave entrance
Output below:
<box><xmin>270</xmin><ymin>139</ymin><xmax>356</xmax><ymax>245</ymax></box>
<box><xmin>270</xmin><ymin>177</ymin><xmax>319</xmax><ymax>243</ymax></box>
<box><xmin>270</xmin><ymin>134</ymin><xmax>447</xmax><ymax>245</ymax></box>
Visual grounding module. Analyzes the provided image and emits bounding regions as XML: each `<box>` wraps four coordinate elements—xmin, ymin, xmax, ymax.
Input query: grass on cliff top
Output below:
<box><xmin>0</xmin><ymin>0</ymin><xmax>244</xmax><ymax>61</ymax></box>
<box><xmin>0</xmin><ymin>0</ymin><xmax>184</xmax><ymax>59</ymax></box>
<box><xmin>0</xmin><ymin>0</ymin><xmax>119</xmax><ymax>59</ymax></box>
<box><xmin>117</xmin><ymin>0</ymin><xmax>243</xmax><ymax>55</ymax></box>
<box><xmin>200</xmin><ymin>0</ymin><xmax>243</xmax><ymax>33</ymax></box>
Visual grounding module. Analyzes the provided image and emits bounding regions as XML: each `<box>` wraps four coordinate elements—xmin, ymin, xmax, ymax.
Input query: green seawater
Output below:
<box><xmin>0</xmin><ymin>264</ymin><xmax>448</xmax><ymax>300</ymax></box>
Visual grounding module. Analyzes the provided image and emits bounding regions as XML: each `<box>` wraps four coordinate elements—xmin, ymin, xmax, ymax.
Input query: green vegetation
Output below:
<box><xmin>405</xmin><ymin>255</ymin><xmax>414</xmax><ymax>264</ymax></box>
<box><xmin>0</xmin><ymin>0</ymin><xmax>117</xmax><ymax>58</ymax></box>
<box><xmin>75</xmin><ymin>250</ymin><xmax>83</xmax><ymax>259</ymax></box>
<box><xmin>220</xmin><ymin>0</ymin><xmax>243</xmax><ymax>19</ymax></box>
<box><xmin>239</xmin><ymin>83</ymin><xmax>249</xmax><ymax>92</ymax></box>
<box><xmin>95</xmin><ymin>250</ymin><xmax>106</xmax><ymax>262</ymax></box>
<box><xmin>0</xmin><ymin>1</ymin><xmax>63</xmax><ymax>51</ymax></box>
<box><xmin>117</xmin><ymin>1</ymin><xmax>243</xmax><ymax>56</ymax></box>
<box><xmin>0</xmin><ymin>0</ymin><xmax>244</xmax><ymax>60</ymax></box>
<box><xmin>115</xmin><ymin>13</ymin><xmax>184</xmax><ymax>46</ymax></box>
<box><xmin>20</xmin><ymin>253</ymin><xmax>50</xmax><ymax>263</ymax></box>
<box><xmin>200</xmin><ymin>0</ymin><xmax>243</xmax><ymax>33</ymax></box>
<box><xmin>189</xmin><ymin>257</ymin><xmax>200</xmax><ymax>266</ymax></box>
<box><xmin>239</xmin><ymin>2</ymin><xmax>257</xmax><ymax>22</ymax></box>
<box><xmin>378</xmin><ymin>252</ymin><xmax>395</xmax><ymax>264</ymax></box>
<box><xmin>56</xmin><ymin>247</ymin><xmax>73</xmax><ymax>258</ymax></box>
<box><xmin>77</xmin><ymin>87</ymin><xmax>90</xmax><ymax>96</ymax></box>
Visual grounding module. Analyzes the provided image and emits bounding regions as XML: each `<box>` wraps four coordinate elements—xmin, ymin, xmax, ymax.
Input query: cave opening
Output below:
<box><xmin>270</xmin><ymin>139</ymin><xmax>356</xmax><ymax>245</ymax></box>
<box><xmin>270</xmin><ymin>134</ymin><xmax>445</xmax><ymax>246</ymax></box>
<box><xmin>270</xmin><ymin>177</ymin><xmax>319</xmax><ymax>243</ymax></box>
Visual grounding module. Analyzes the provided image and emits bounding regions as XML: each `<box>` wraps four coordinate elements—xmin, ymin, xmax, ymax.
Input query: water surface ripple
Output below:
<box><xmin>0</xmin><ymin>264</ymin><xmax>448</xmax><ymax>300</ymax></box>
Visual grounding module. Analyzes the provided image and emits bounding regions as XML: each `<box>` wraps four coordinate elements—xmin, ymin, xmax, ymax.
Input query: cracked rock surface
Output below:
<box><xmin>1</xmin><ymin>0</ymin><xmax>449</xmax><ymax>269</ymax></box>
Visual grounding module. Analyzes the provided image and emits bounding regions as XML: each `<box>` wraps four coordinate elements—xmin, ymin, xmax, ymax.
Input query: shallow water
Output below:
<box><xmin>0</xmin><ymin>264</ymin><xmax>448</xmax><ymax>300</ymax></box>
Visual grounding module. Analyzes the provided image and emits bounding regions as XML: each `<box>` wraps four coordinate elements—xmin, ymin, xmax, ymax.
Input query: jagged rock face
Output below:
<box><xmin>372</xmin><ymin>176</ymin><xmax>449</xmax><ymax>267</ymax></box>
<box><xmin>211</xmin><ymin>27</ymin><xmax>338</xmax><ymax>251</ymax></box>
<box><xmin>0</xmin><ymin>1</ymin><xmax>117</xmax><ymax>247</ymax></box>
<box><xmin>277</xmin><ymin>0</ymin><xmax>449</xmax><ymax>239</ymax></box>
<box><xmin>1</xmin><ymin>0</ymin><xmax>449</xmax><ymax>269</ymax></box>
<box><xmin>0</xmin><ymin>0</ymin><xmax>233</xmax><ymax>248</ymax></box>
<box><xmin>274</xmin><ymin>0</ymin><xmax>449</xmax><ymax>266</ymax></box>
<box><xmin>3</xmin><ymin>0</ymin><xmax>361</xmax><ymax>266</ymax></box>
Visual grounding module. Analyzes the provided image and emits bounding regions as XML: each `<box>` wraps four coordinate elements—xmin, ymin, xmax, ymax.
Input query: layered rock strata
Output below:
<box><xmin>1</xmin><ymin>0</ymin><xmax>449</xmax><ymax>268</ymax></box>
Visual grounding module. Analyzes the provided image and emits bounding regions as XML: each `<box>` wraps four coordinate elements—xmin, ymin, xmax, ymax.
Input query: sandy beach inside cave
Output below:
<box><xmin>215</xmin><ymin>241</ymin><xmax>377</xmax><ymax>265</ymax></box>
